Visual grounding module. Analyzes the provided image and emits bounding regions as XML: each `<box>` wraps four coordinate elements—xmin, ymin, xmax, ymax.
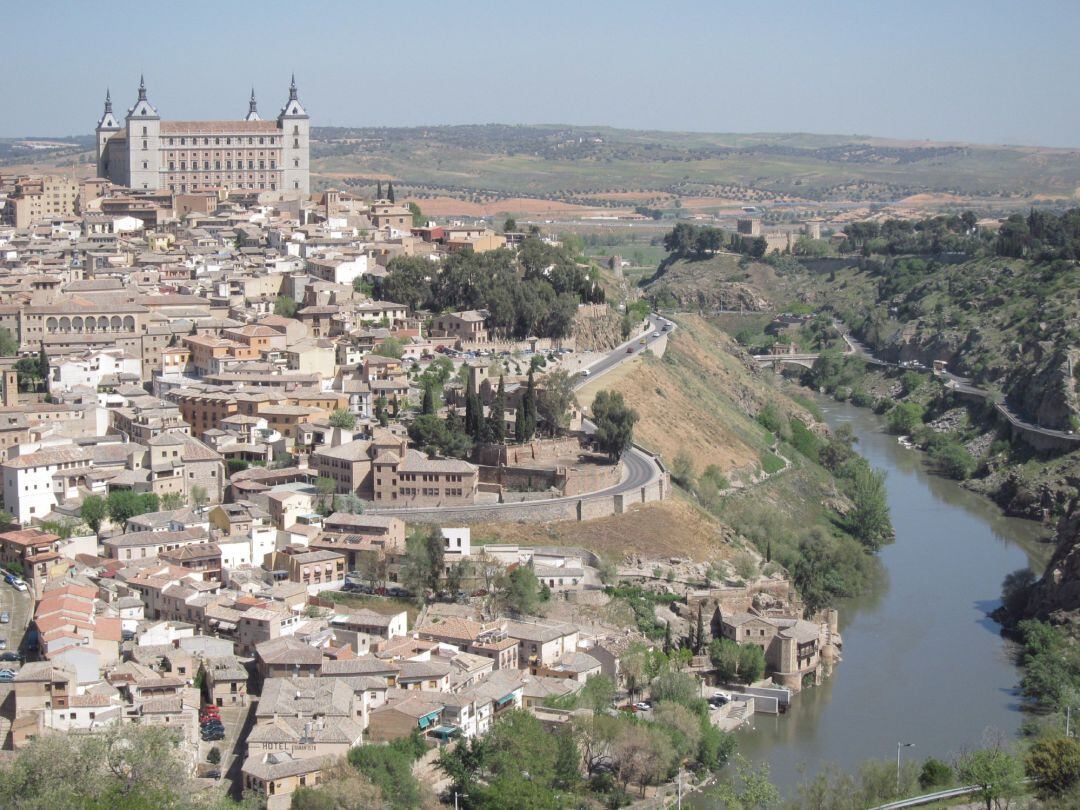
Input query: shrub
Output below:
<box><xmin>886</xmin><ymin>402</ymin><xmax>924</xmax><ymax>434</ymax></box>
<box><xmin>918</xmin><ymin>757</ymin><xmax>952</xmax><ymax>790</ymax></box>
<box><xmin>760</xmin><ymin>452</ymin><xmax>785</xmax><ymax>475</ymax></box>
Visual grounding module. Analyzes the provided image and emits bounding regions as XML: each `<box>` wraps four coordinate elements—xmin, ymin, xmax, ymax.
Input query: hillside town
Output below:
<box><xmin>0</xmin><ymin>79</ymin><xmax>847</xmax><ymax>807</ymax></box>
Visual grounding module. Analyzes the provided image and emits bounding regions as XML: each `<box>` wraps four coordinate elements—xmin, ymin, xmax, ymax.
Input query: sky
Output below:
<box><xmin>4</xmin><ymin>0</ymin><xmax>1080</xmax><ymax>147</ymax></box>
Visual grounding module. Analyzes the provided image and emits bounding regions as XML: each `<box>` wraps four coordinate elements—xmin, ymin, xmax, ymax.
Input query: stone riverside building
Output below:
<box><xmin>96</xmin><ymin>76</ymin><xmax>310</xmax><ymax>194</ymax></box>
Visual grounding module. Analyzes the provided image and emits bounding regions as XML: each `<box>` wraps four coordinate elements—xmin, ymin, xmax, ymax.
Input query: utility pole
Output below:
<box><xmin>677</xmin><ymin>768</ymin><xmax>683</xmax><ymax>810</ymax></box>
<box><xmin>896</xmin><ymin>742</ymin><xmax>915</xmax><ymax>793</ymax></box>
<box><xmin>454</xmin><ymin>792</ymin><xmax>468</xmax><ymax>810</ymax></box>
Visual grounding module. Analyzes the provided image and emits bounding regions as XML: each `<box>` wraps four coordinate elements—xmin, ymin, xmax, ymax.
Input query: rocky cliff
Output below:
<box><xmin>1024</xmin><ymin>500</ymin><xmax>1080</xmax><ymax>623</ymax></box>
<box><xmin>571</xmin><ymin>305</ymin><xmax>626</xmax><ymax>351</ymax></box>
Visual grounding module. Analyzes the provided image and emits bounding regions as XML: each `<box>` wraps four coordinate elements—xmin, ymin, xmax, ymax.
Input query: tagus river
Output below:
<box><xmin>733</xmin><ymin>398</ymin><xmax>1051</xmax><ymax>791</ymax></box>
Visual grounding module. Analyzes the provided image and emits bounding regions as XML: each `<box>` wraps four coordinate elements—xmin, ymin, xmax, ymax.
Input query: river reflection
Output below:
<box><xmin>729</xmin><ymin>399</ymin><xmax>1050</xmax><ymax>792</ymax></box>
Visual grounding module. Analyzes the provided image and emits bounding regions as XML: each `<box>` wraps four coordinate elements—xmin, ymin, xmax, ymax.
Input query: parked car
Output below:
<box><xmin>662</xmin><ymin>324</ymin><xmax>670</xmax><ymax>331</ymax></box>
<box><xmin>0</xmin><ymin>639</ymin><xmax>7</xmax><ymax>650</ymax></box>
<box><xmin>203</xmin><ymin>770</ymin><xmax>221</xmax><ymax>780</ymax></box>
<box><xmin>0</xmin><ymin>651</ymin><xmax>20</xmax><ymax>662</ymax></box>
<box><xmin>0</xmin><ymin>669</ymin><xmax>15</xmax><ymax>682</ymax></box>
<box><xmin>652</xmin><ymin>331</ymin><xmax>660</xmax><ymax>337</ymax></box>
<box><xmin>633</xmin><ymin>701</ymin><xmax>651</xmax><ymax>712</ymax></box>
<box><xmin>626</xmin><ymin>346</ymin><xmax>634</xmax><ymax>353</ymax></box>
<box><xmin>0</xmin><ymin>612</ymin><xmax>9</xmax><ymax>624</ymax></box>
<box><xmin>201</xmin><ymin>730</ymin><xmax>225</xmax><ymax>742</ymax></box>
<box><xmin>387</xmin><ymin>587</ymin><xmax>409</xmax><ymax>598</ymax></box>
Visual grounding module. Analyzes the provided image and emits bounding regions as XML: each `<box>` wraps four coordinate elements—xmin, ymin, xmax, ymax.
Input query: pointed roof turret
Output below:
<box><xmin>246</xmin><ymin>86</ymin><xmax>261</xmax><ymax>121</ymax></box>
<box><xmin>278</xmin><ymin>74</ymin><xmax>308</xmax><ymax>121</ymax></box>
<box><xmin>97</xmin><ymin>88</ymin><xmax>120</xmax><ymax>132</ymax></box>
<box><xmin>127</xmin><ymin>75</ymin><xmax>159</xmax><ymax>120</ymax></box>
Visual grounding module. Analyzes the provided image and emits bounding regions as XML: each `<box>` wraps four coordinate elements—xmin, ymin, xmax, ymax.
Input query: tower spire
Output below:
<box><xmin>138</xmin><ymin>74</ymin><xmax>147</xmax><ymax>101</ymax></box>
<box><xmin>104</xmin><ymin>88</ymin><xmax>112</xmax><ymax>114</ymax></box>
<box><xmin>289</xmin><ymin>73</ymin><xmax>298</xmax><ymax>101</ymax></box>
<box><xmin>246</xmin><ymin>86</ymin><xmax>261</xmax><ymax>122</ymax></box>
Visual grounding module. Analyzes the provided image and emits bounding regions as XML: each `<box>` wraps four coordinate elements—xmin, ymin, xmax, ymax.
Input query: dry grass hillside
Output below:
<box><xmin>472</xmin><ymin>498</ymin><xmax>733</xmax><ymax>562</ymax></box>
<box><xmin>578</xmin><ymin>314</ymin><xmax>816</xmax><ymax>476</ymax></box>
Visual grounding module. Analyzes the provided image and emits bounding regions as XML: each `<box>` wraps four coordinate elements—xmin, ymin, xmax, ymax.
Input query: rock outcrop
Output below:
<box><xmin>1025</xmin><ymin>500</ymin><xmax>1080</xmax><ymax>623</ymax></box>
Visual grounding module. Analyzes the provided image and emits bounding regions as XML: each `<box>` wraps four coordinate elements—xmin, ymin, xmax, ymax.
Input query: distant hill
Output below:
<box><xmin>8</xmin><ymin>124</ymin><xmax>1080</xmax><ymax>211</ymax></box>
<box><xmin>310</xmin><ymin>124</ymin><xmax>1080</xmax><ymax>210</ymax></box>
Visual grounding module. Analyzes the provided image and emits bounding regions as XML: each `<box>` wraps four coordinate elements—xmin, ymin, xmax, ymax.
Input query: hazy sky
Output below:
<box><xmin>5</xmin><ymin>0</ymin><xmax>1080</xmax><ymax>147</ymax></box>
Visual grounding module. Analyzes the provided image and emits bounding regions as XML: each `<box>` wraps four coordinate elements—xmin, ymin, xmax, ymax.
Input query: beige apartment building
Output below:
<box><xmin>3</xmin><ymin>175</ymin><xmax>79</xmax><ymax>228</ymax></box>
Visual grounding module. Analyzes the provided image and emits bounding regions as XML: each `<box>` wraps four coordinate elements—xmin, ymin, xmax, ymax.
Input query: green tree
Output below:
<box><xmin>709</xmin><ymin>638</ymin><xmax>742</xmax><ymax>683</ymax></box>
<box><xmin>650</xmin><ymin>669</ymin><xmax>698</xmax><ymax>708</ymax></box>
<box><xmin>577</xmin><ymin>674</ymin><xmax>616</xmax><ymax>712</ymax></box>
<box><xmin>158</xmin><ymin>491</ymin><xmax>185</xmax><ymax>510</ymax></box>
<box><xmin>886</xmin><ymin>402</ymin><xmax>924</xmax><ymax>434</ymax></box>
<box><xmin>386</xmin><ymin>180</ymin><xmax>395</xmax><ymax>203</ymax></box>
<box><xmin>503</xmin><ymin>217</ymin><xmax>517</xmax><ymax>233</ymax></box>
<box><xmin>190</xmin><ymin>484</ymin><xmax>209</xmax><ymax>512</ymax></box>
<box><xmin>0</xmin><ymin>328</ymin><xmax>17</xmax><ymax>356</ymax></box>
<box><xmin>347</xmin><ymin>744</ymin><xmax>420</xmax><ymax>810</ymax></box>
<box><xmin>847</xmin><ymin>464</ymin><xmax>892</xmax><ymax>550</ymax></box>
<box><xmin>274</xmin><ymin>295</ymin><xmax>298</xmax><ymax>318</ymax></box>
<box><xmin>737</xmin><ymin>644</ymin><xmax>765</xmax><ymax>684</ymax></box>
<box><xmin>328</xmin><ymin>409</ymin><xmax>357</xmax><ymax>430</ymax></box>
<box><xmin>486</xmin><ymin>376</ymin><xmax>506</xmax><ymax>443</ymax></box>
<box><xmin>407</xmin><ymin>201</ymin><xmax>422</xmax><ymax>227</ymax></box>
<box><xmin>80</xmin><ymin>495</ymin><xmax>107</xmax><ymax>534</ymax></box>
<box><xmin>105</xmin><ymin>490</ymin><xmax>159</xmax><ymax>524</ymax></box>
<box><xmin>503</xmin><ymin>565</ymin><xmax>540</xmax><ymax>615</ymax></box>
<box><xmin>291</xmin><ymin>761</ymin><xmax>382</xmax><ymax>808</ymax></box>
<box><xmin>535</xmin><ymin>370</ymin><xmax>576</xmax><ymax>437</ymax></box>
<box><xmin>919</xmin><ymin>757</ymin><xmax>953</xmax><ymax>790</ymax></box>
<box><xmin>375</xmin><ymin>396</ymin><xmax>389</xmax><ymax>427</ymax></box>
<box><xmin>376</xmin><ymin>338</ymin><xmax>405</xmax><ymax>359</ymax></box>
<box><xmin>315</xmin><ymin>477</ymin><xmax>337</xmax><ymax>514</ymax></box>
<box><xmin>955</xmin><ymin>747</ymin><xmax>1024</xmax><ymax>810</ymax></box>
<box><xmin>522</xmin><ymin>369</ymin><xmax>538</xmax><ymax>441</ymax></box>
<box><xmin>591</xmin><ymin>389</ymin><xmax>638</xmax><ymax>461</ymax></box>
<box><xmin>1025</xmin><ymin>737</ymin><xmax>1080</xmax><ymax>798</ymax></box>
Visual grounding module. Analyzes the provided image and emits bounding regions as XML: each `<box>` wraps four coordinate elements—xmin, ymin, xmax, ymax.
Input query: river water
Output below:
<box><xmin>732</xmin><ymin>398</ymin><xmax>1051</xmax><ymax>791</ymax></box>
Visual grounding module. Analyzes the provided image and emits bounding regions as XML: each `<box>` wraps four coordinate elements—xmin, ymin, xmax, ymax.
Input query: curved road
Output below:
<box><xmin>368</xmin><ymin>314</ymin><xmax>674</xmax><ymax>518</ymax></box>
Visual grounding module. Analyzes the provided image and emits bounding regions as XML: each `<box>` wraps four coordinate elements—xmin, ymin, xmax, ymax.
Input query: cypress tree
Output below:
<box><xmin>487</xmin><ymin>376</ymin><xmax>506</xmax><ymax>444</ymax></box>
<box><xmin>523</xmin><ymin>369</ymin><xmax>537</xmax><ymax>441</ymax></box>
<box><xmin>446</xmin><ymin>404</ymin><xmax>463</xmax><ymax>435</ymax></box>
<box><xmin>37</xmin><ymin>344</ymin><xmax>49</xmax><ymax>381</ymax></box>
<box><xmin>464</xmin><ymin>392</ymin><xmax>475</xmax><ymax>437</ymax></box>
<box><xmin>421</xmin><ymin>384</ymin><xmax>435</xmax><ymax>416</ymax></box>
<box><xmin>693</xmin><ymin>604</ymin><xmax>705</xmax><ymax>654</ymax></box>
<box><xmin>663</xmin><ymin>621</ymin><xmax>672</xmax><ymax>655</ymax></box>
<box><xmin>387</xmin><ymin>180</ymin><xmax>395</xmax><ymax>203</ymax></box>
<box><xmin>376</xmin><ymin>180</ymin><xmax>383</xmax><ymax>199</ymax></box>
<box><xmin>514</xmin><ymin>404</ymin><xmax>526</xmax><ymax>443</ymax></box>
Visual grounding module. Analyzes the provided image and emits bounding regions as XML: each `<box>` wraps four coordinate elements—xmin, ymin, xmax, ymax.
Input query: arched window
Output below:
<box><xmin>110</xmin><ymin>316</ymin><xmax>122</xmax><ymax>331</ymax></box>
<box><xmin>59</xmin><ymin>317</ymin><xmax>70</xmax><ymax>331</ymax></box>
<box><xmin>46</xmin><ymin>317</ymin><xmax>57</xmax><ymax>331</ymax></box>
<box><xmin>123</xmin><ymin>316</ymin><xmax>135</xmax><ymax>330</ymax></box>
<box><xmin>73</xmin><ymin>317</ymin><xmax>83</xmax><ymax>331</ymax></box>
<box><xmin>97</xmin><ymin>316</ymin><xmax>108</xmax><ymax>330</ymax></box>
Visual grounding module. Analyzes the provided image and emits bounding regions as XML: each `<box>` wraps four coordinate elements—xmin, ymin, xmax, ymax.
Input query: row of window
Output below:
<box><xmin>169</xmin><ymin>160</ymin><xmax>276</xmax><ymax>171</ymax></box>
<box><xmin>167</xmin><ymin>136</ymin><xmax>281</xmax><ymax>146</ymax></box>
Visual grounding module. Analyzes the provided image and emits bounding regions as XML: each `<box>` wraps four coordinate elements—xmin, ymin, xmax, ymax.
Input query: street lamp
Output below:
<box><xmin>453</xmin><ymin>792</ymin><xmax>468</xmax><ymax>810</ymax></box>
<box><xmin>896</xmin><ymin>742</ymin><xmax>915</xmax><ymax>792</ymax></box>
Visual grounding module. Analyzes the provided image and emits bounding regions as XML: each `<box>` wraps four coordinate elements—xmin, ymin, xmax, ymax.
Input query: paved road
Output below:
<box><xmin>369</xmin><ymin>315</ymin><xmax>675</xmax><ymax>518</ymax></box>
